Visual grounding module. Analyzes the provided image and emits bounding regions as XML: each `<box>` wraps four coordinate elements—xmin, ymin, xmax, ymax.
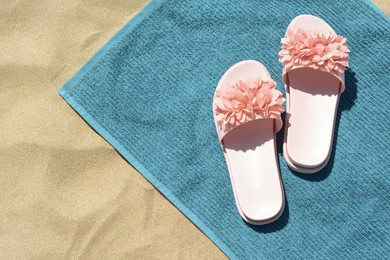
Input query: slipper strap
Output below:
<box><xmin>213</xmin><ymin>77</ymin><xmax>285</xmax><ymax>143</ymax></box>
<box><xmin>279</xmin><ymin>28</ymin><xmax>350</xmax><ymax>92</ymax></box>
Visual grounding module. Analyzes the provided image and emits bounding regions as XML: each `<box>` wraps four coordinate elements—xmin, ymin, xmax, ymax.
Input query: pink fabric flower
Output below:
<box><xmin>214</xmin><ymin>77</ymin><xmax>285</xmax><ymax>130</ymax></box>
<box><xmin>279</xmin><ymin>28</ymin><xmax>350</xmax><ymax>76</ymax></box>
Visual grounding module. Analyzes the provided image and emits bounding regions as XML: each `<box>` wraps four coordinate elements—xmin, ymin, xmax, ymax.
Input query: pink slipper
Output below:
<box><xmin>279</xmin><ymin>15</ymin><xmax>350</xmax><ymax>174</ymax></box>
<box><xmin>213</xmin><ymin>60</ymin><xmax>285</xmax><ymax>225</ymax></box>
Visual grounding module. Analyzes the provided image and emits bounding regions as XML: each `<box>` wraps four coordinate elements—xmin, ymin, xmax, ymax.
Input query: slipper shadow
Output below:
<box><xmin>278</xmin><ymin>68</ymin><xmax>358</xmax><ymax>181</ymax></box>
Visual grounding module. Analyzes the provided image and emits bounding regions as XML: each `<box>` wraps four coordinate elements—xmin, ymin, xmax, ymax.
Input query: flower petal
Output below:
<box><xmin>279</xmin><ymin>28</ymin><xmax>349</xmax><ymax>77</ymax></box>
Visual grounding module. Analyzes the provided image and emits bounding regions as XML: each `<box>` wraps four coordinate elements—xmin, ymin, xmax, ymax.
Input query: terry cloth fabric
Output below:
<box><xmin>59</xmin><ymin>0</ymin><xmax>390</xmax><ymax>259</ymax></box>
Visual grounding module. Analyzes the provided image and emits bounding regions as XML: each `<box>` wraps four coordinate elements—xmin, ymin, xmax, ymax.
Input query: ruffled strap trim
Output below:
<box><xmin>279</xmin><ymin>28</ymin><xmax>350</xmax><ymax>91</ymax></box>
<box><xmin>213</xmin><ymin>77</ymin><xmax>285</xmax><ymax>142</ymax></box>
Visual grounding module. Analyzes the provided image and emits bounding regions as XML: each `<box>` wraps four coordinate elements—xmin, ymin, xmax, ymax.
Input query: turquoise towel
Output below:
<box><xmin>59</xmin><ymin>0</ymin><xmax>390</xmax><ymax>258</ymax></box>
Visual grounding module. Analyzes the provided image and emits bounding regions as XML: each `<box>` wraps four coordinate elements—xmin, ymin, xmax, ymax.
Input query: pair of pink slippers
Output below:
<box><xmin>213</xmin><ymin>15</ymin><xmax>350</xmax><ymax>225</ymax></box>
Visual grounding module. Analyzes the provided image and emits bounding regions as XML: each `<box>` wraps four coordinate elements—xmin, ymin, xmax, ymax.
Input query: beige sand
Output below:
<box><xmin>0</xmin><ymin>1</ymin><xmax>388</xmax><ymax>259</ymax></box>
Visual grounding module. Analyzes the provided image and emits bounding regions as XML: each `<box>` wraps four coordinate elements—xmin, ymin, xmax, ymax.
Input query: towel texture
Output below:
<box><xmin>59</xmin><ymin>0</ymin><xmax>390</xmax><ymax>258</ymax></box>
